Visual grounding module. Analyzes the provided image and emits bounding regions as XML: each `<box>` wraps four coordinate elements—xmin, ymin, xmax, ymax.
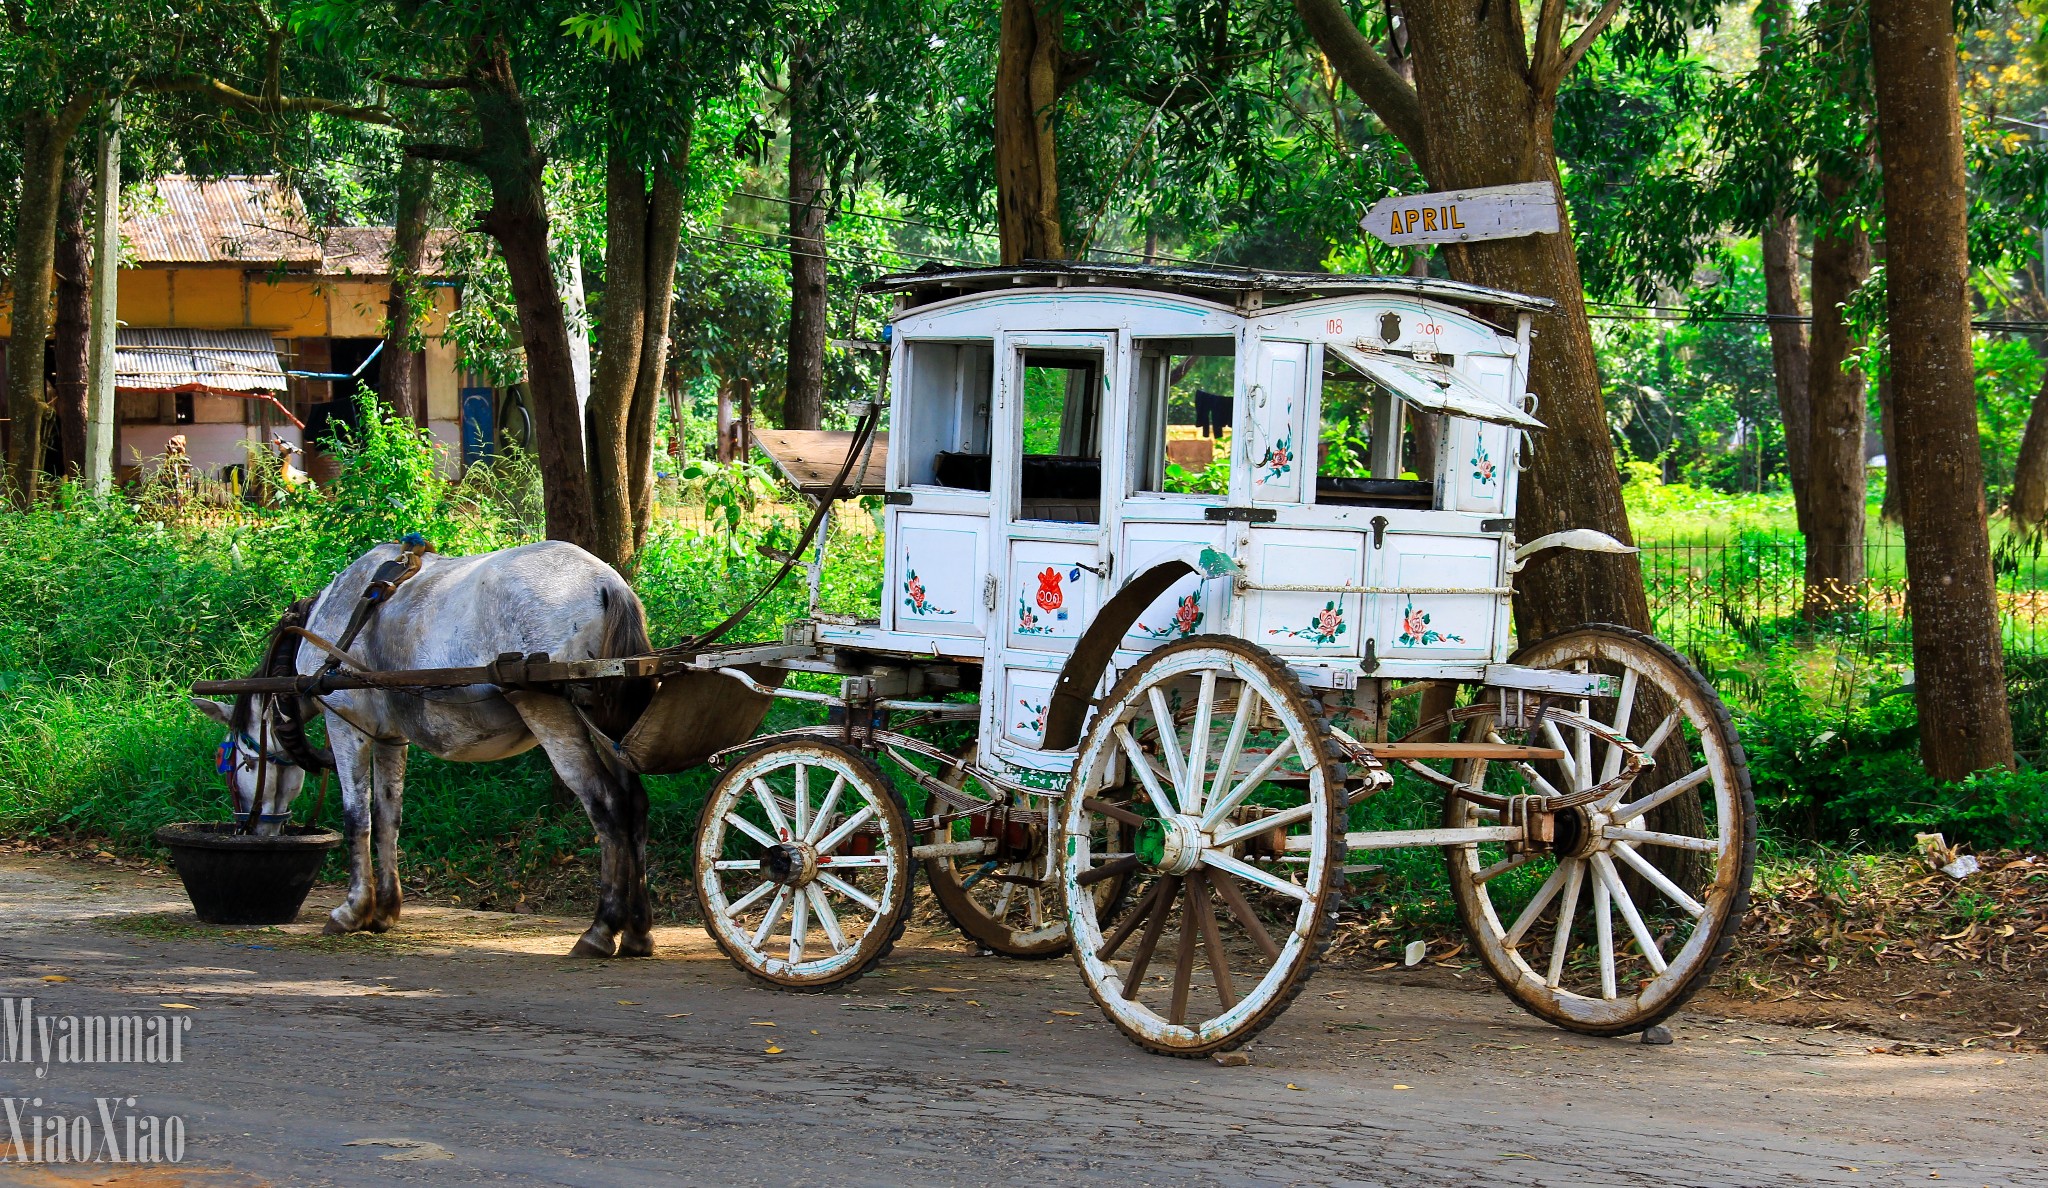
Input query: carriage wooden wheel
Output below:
<box><xmin>911</xmin><ymin>745</ymin><xmax>1075</xmax><ymax>958</ymax></box>
<box><xmin>1439</xmin><ymin>624</ymin><xmax>1755</xmax><ymax>1035</ymax></box>
<box><xmin>1060</xmin><ymin>636</ymin><xmax>1346</xmax><ymax>1057</ymax></box>
<box><xmin>694</xmin><ymin>739</ymin><xmax>913</xmax><ymax>990</ymax></box>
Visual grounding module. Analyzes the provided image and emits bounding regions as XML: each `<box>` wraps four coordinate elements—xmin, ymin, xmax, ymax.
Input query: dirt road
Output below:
<box><xmin>1</xmin><ymin>853</ymin><xmax>2043</xmax><ymax>1187</ymax></box>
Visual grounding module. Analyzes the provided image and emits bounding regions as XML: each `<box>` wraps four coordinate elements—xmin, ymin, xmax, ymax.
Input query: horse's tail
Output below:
<box><xmin>589</xmin><ymin>578</ymin><xmax>655</xmax><ymax>741</ymax></box>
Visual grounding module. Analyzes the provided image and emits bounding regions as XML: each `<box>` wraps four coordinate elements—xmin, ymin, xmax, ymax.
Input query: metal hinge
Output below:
<box><xmin>983</xmin><ymin>575</ymin><xmax>998</xmax><ymax>611</ymax></box>
<box><xmin>884</xmin><ymin>491</ymin><xmax>913</xmax><ymax>506</ymax></box>
<box><xmin>1205</xmin><ymin>506</ymin><xmax>1278</xmax><ymax>523</ymax></box>
<box><xmin>1371</xmin><ymin>515</ymin><xmax>1389</xmax><ymax>548</ymax></box>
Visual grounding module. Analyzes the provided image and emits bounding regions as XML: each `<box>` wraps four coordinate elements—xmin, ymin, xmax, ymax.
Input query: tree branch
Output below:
<box><xmin>1292</xmin><ymin>0</ymin><xmax>1426</xmax><ymax>166</ymax></box>
<box><xmin>1544</xmin><ymin>0</ymin><xmax>1625</xmax><ymax>95</ymax></box>
<box><xmin>136</xmin><ymin>75</ymin><xmax>395</xmax><ymax>125</ymax></box>
<box><xmin>1530</xmin><ymin>0</ymin><xmax>1568</xmax><ymax>91</ymax></box>
<box><xmin>380</xmin><ymin>73</ymin><xmax>475</xmax><ymax>91</ymax></box>
<box><xmin>403</xmin><ymin>141</ymin><xmax>484</xmax><ymax>165</ymax></box>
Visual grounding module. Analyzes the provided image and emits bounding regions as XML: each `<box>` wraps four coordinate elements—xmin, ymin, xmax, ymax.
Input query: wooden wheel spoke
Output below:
<box><xmin>752</xmin><ymin>886</ymin><xmax>791</xmax><ymax>950</ymax></box>
<box><xmin>1474</xmin><ymin>851</ymin><xmax>1532</xmax><ymax>884</ymax></box>
<box><xmin>723</xmin><ymin>812</ymin><xmax>777</xmax><ymax>850</ymax></box>
<box><xmin>750</xmin><ymin>776</ymin><xmax>794</xmax><ymax>840</ymax></box>
<box><xmin>960</xmin><ymin>858</ymin><xmax>1000</xmax><ymax>891</ymax></box>
<box><xmin>1540</xmin><ymin>719</ymin><xmax>1582</xmax><ymax>790</ymax></box>
<box><xmin>1185</xmin><ymin>672</ymin><xmax>1217</xmax><ymax>815</ymax></box>
<box><xmin>1116</xmin><ymin>725</ymin><xmax>1180</xmax><ymax>821</ymax></box>
<box><xmin>816</xmin><ymin>871</ymin><xmax>881</xmax><ymax>914</ymax></box>
<box><xmin>1611</xmin><ymin>839</ymin><xmax>1706</xmax><ymax>918</ymax></box>
<box><xmin>804</xmin><ymin>774</ymin><xmax>847</xmax><ymax>844</ymax></box>
<box><xmin>1613</xmin><ymin>765</ymin><xmax>1713</xmax><ymax>825</ymax></box>
<box><xmin>728</xmin><ymin>877</ymin><xmax>776</xmax><ymax>915</ymax></box>
<box><xmin>1594</xmin><ymin>852</ymin><xmax>1668</xmax><ymax>974</ymax></box>
<box><xmin>1207</xmin><ymin>867</ymin><xmax>1280</xmax><ymax>960</ymax></box>
<box><xmin>1207</xmin><ymin>689</ymin><xmax>1260</xmax><ymax>814</ymax></box>
<box><xmin>1505</xmin><ymin>862</ymin><xmax>1568</xmax><ymax>948</ymax></box>
<box><xmin>1026</xmin><ymin>885</ymin><xmax>1045</xmax><ymax>928</ymax></box>
<box><xmin>991</xmin><ymin>875</ymin><xmax>1016</xmax><ymax>922</ymax></box>
<box><xmin>1121</xmin><ymin>877</ymin><xmax>1180</xmax><ymax>1000</ymax></box>
<box><xmin>1147</xmin><ymin>687</ymin><xmax>1192</xmax><ymax>806</ymax></box>
<box><xmin>814</xmin><ymin>803</ymin><xmax>877</xmax><ymax>854</ymax></box>
<box><xmin>1170</xmin><ymin>885</ymin><xmax>1199</xmax><ymax>1026</ymax></box>
<box><xmin>711</xmin><ymin>858</ymin><xmax>759</xmax><ymax>871</ymax></box>
<box><xmin>1084</xmin><ymin>796</ymin><xmax>1146</xmax><ymax>828</ymax></box>
<box><xmin>788</xmin><ymin>883</ymin><xmax>811</xmax><ymax>963</ymax></box>
<box><xmin>1191</xmin><ymin>870</ymin><xmax>1235</xmax><ymax>1011</ymax></box>
<box><xmin>1599</xmin><ymin>668</ymin><xmax>1639</xmax><ymax>784</ymax></box>
<box><xmin>806</xmin><ymin>885</ymin><xmax>847</xmax><ymax>953</ymax></box>
<box><xmin>1198</xmin><ymin>736</ymin><xmax>1298</xmax><ymax>831</ymax></box>
<box><xmin>1096</xmin><ymin>879</ymin><xmax>1166</xmax><ymax>962</ymax></box>
<box><xmin>1211</xmin><ymin>800</ymin><xmax>1314</xmax><ymax>851</ymax></box>
<box><xmin>1202</xmin><ymin>849</ymin><xmax>1309</xmax><ymax>902</ymax></box>
<box><xmin>1592</xmin><ymin>867</ymin><xmax>1617</xmax><ymax>999</ymax></box>
<box><xmin>1638</xmin><ymin>708</ymin><xmax>1682</xmax><ymax>759</ymax></box>
<box><xmin>1077</xmin><ymin>853</ymin><xmax>1141</xmax><ymax>888</ymax></box>
<box><xmin>1604</xmin><ymin>825</ymin><xmax>1719</xmax><ymax>853</ymax></box>
<box><xmin>1547</xmin><ymin>859</ymin><xmax>1586</xmax><ymax>989</ymax></box>
<box><xmin>793</xmin><ymin>763</ymin><xmax>810</xmax><ymax>839</ymax></box>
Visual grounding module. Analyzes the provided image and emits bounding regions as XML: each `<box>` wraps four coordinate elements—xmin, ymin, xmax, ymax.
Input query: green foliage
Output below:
<box><xmin>1975</xmin><ymin>335</ymin><xmax>2045</xmax><ymax>506</ymax></box>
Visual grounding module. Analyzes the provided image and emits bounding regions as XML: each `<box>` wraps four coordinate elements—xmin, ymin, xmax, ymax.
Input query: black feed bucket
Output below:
<box><xmin>155</xmin><ymin>823</ymin><xmax>342</xmax><ymax>925</ymax></box>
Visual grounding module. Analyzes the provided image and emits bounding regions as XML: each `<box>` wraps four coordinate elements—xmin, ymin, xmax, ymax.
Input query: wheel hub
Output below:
<box><xmin>1134</xmin><ymin>815</ymin><xmax>1206</xmax><ymax>875</ymax></box>
<box><xmin>760</xmin><ymin>841</ymin><xmax>820</xmax><ymax>886</ymax></box>
<box><xmin>1551</xmin><ymin>806</ymin><xmax>1607</xmax><ymax>859</ymax></box>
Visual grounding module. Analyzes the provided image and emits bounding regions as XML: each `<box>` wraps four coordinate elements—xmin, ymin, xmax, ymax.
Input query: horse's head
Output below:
<box><xmin>191</xmin><ymin>695</ymin><xmax>309</xmax><ymax>834</ymax></box>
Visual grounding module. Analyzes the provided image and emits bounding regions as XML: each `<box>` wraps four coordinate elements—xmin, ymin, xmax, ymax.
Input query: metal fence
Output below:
<box><xmin>1637</xmin><ymin>526</ymin><xmax>2046</xmax><ymax>759</ymax></box>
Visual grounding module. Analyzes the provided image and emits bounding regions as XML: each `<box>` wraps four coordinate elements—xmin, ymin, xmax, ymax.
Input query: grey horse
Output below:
<box><xmin>194</xmin><ymin>540</ymin><xmax>655</xmax><ymax>957</ymax></box>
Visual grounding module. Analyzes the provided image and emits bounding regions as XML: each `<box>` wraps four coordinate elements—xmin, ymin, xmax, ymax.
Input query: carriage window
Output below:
<box><xmin>1316</xmin><ymin>363</ymin><xmax>1442</xmax><ymax>508</ymax></box>
<box><xmin>1131</xmin><ymin>337</ymin><xmax>1235</xmax><ymax>496</ymax></box>
<box><xmin>1016</xmin><ymin>348</ymin><xmax>1103</xmax><ymax>523</ymax></box>
<box><xmin>900</xmin><ymin>340</ymin><xmax>994</xmax><ymax>489</ymax></box>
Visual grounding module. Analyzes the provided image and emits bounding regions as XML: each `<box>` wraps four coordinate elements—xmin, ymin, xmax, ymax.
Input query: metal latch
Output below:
<box><xmin>1205</xmin><ymin>507</ymin><xmax>1278</xmax><ymax>523</ymax></box>
<box><xmin>983</xmin><ymin>575</ymin><xmax>998</xmax><ymax>611</ymax></box>
<box><xmin>1371</xmin><ymin>515</ymin><xmax>1389</xmax><ymax>549</ymax></box>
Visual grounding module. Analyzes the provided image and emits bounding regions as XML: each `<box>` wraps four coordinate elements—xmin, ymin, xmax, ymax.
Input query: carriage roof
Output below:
<box><xmin>864</xmin><ymin>261</ymin><xmax>1556</xmax><ymax>319</ymax></box>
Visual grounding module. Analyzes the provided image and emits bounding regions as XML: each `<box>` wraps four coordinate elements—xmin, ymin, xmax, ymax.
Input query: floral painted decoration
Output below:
<box><xmin>1396</xmin><ymin>601</ymin><xmax>1463</xmax><ymax>646</ymax></box>
<box><xmin>1271</xmin><ymin>600</ymin><xmax>1347</xmax><ymax>646</ymax></box>
<box><xmin>1470</xmin><ymin>438</ymin><xmax>1497</xmax><ymax>486</ymax></box>
<box><xmin>1136</xmin><ymin>591</ymin><xmax>1204</xmax><ymax>640</ymax></box>
<box><xmin>1014</xmin><ymin>699</ymin><xmax>1048</xmax><ymax>736</ymax></box>
<box><xmin>1257</xmin><ymin>428</ymin><xmax>1294</xmax><ymax>484</ymax></box>
<box><xmin>901</xmin><ymin>561</ymin><xmax>955</xmax><ymax>617</ymax></box>
<box><xmin>1016</xmin><ymin>597</ymin><xmax>1057</xmax><ymax>635</ymax></box>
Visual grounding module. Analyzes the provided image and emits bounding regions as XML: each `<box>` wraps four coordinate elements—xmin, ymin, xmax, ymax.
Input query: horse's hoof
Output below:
<box><xmin>616</xmin><ymin>933</ymin><xmax>655</xmax><ymax>958</ymax></box>
<box><xmin>568</xmin><ymin>936</ymin><xmax>616</xmax><ymax>958</ymax></box>
<box><xmin>322</xmin><ymin>916</ymin><xmax>352</xmax><ymax>936</ymax></box>
<box><xmin>363</xmin><ymin>918</ymin><xmax>394</xmax><ymax>934</ymax></box>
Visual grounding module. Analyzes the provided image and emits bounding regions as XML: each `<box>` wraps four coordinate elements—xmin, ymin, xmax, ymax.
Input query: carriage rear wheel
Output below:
<box><xmin>1061</xmin><ymin>636</ymin><xmax>1345</xmax><ymax>1057</ymax></box>
<box><xmin>1443</xmin><ymin>624</ymin><xmax>1754</xmax><ymax>1035</ymax></box>
<box><xmin>918</xmin><ymin>746</ymin><xmax>1074</xmax><ymax>959</ymax></box>
<box><xmin>694</xmin><ymin>739</ymin><xmax>913</xmax><ymax>991</ymax></box>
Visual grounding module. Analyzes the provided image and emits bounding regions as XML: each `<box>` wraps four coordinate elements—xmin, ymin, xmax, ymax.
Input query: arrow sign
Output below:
<box><xmin>1364</xmin><ymin>182</ymin><xmax>1560</xmax><ymax>247</ymax></box>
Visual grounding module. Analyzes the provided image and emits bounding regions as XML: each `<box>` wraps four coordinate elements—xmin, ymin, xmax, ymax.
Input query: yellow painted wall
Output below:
<box><xmin>168</xmin><ymin>269</ymin><xmax>243</xmax><ymax>327</ymax></box>
<box><xmin>328</xmin><ymin>281</ymin><xmax>388</xmax><ymax>338</ymax></box>
<box><xmin>117</xmin><ymin>270</ymin><xmax>171</xmax><ymax>326</ymax></box>
<box><xmin>246</xmin><ymin>277</ymin><xmax>327</xmax><ymax>336</ymax></box>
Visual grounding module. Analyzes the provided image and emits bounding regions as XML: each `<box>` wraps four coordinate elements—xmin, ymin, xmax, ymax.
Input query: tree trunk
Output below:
<box><xmin>463</xmin><ymin>47</ymin><xmax>596</xmax><ymax>553</ymax></box>
<box><xmin>1869</xmin><ymin>0</ymin><xmax>2015</xmax><ymax>777</ymax></box>
<box><xmin>6</xmin><ymin>117</ymin><xmax>73</xmax><ymax>505</ymax></box>
<box><xmin>381</xmin><ymin>158</ymin><xmax>435</xmax><ymax>426</ymax></box>
<box><xmin>629</xmin><ymin>172</ymin><xmax>685</xmax><ymax>557</ymax></box>
<box><xmin>1396</xmin><ymin>0</ymin><xmax>1650</xmax><ymax>642</ymax></box>
<box><xmin>784</xmin><ymin>42</ymin><xmax>829</xmax><ymax>431</ymax></box>
<box><xmin>589</xmin><ymin>153</ymin><xmax>651</xmax><ymax>571</ymax></box>
<box><xmin>2008</xmin><ymin>367</ymin><xmax>2048</xmax><ymax>536</ymax></box>
<box><xmin>1803</xmin><ymin>185</ymin><xmax>1870</xmax><ymax>614</ymax></box>
<box><xmin>994</xmin><ymin>0</ymin><xmax>1064</xmax><ymax>263</ymax></box>
<box><xmin>1761</xmin><ymin>213</ymin><xmax>1812</xmax><ymax>532</ymax></box>
<box><xmin>52</xmin><ymin>160</ymin><xmax>91</xmax><ymax>479</ymax></box>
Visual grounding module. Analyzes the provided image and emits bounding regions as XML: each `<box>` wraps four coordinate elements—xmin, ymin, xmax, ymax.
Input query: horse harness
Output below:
<box><xmin>228</xmin><ymin>535</ymin><xmax>434</xmax><ymax>830</ymax></box>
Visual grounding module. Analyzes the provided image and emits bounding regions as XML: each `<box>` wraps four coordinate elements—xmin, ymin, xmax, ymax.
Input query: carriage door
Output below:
<box><xmin>984</xmin><ymin>331</ymin><xmax>1119</xmax><ymax>770</ymax></box>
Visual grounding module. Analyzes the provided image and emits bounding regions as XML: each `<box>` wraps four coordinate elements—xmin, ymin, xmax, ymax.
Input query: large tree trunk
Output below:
<box><xmin>628</xmin><ymin>172</ymin><xmax>684</xmax><ymax>558</ymax></box>
<box><xmin>2009</xmin><ymin>367</ymin><xmax>2048</xmax><ymax>536</ymax></box>
<box><xmin>1761</xmin><ymin>213</ymin><xmax>1813</xmax><ymax>532</ymax></box>
<box><xmin>994</xmin><ymin>0</ymin><xmax>1065</xmax><ymax>263</ymax></box>
<box><xmin>380</xmin><ymin>158</ymin><xmax>435</xmax><ymax>426</ymax></box>
<box><xmin>1869</xmin><ymin>0</ymin><xmax>2015</xmax><ymax>776</ymax></box>
<box><xmin>1803</xmin><ymin>185</ymin><xmax>1870</xmax><ymax>614</ymax></box>
<box><xmin>784</xmin><ymin>42</ymin><xmax>829</xmax><ymax>431</ymax></box>
<box><xmin>52</xmin><ymin>160</ymin><xmax>91</xmax><ymax>479</ymax></box>
<box><xmin>1397</xmin><ymin>0</ymin><xmax>1650</xmax><ymax>642</ymax></box>
<box><xmin>589</xmin><ymin>153</ymin><xmax>651</xmax><ymax>571</ymax></box>
<box><xmin>6</xmin><ymin>118</ymin><xmax>73</xmax><ymax>505</ymax></box>
<box><xmin>462</xmin><ymin>46</ymin><xmax>596</xmax><ymax>552</ymax></box>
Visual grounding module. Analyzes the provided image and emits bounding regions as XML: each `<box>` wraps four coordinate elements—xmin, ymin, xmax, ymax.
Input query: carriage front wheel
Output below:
<box><xmin>694</xmin><ymin>739</ymin><xmax>913</xmax><ymax>990</ymax></box>
<box><xmin>1444</xmin><ymin>623</ymin><xmax>1755</xmax><ymax>1036</ymax></box>
<box><xmin>1061</xmin><ymin>636</ymin><xmax>1346</xmax><ymax>1057</ymax></box>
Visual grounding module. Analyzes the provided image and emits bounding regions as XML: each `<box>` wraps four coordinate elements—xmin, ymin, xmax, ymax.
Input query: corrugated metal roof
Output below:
<box><xmin>115</xmin><ymin>328</ymin><xmax>287</xmax><ymax>393</ymax></box>
<box><xmin>123</xmin><ymin>176</ymin><xmax>323</xmax><ymax>266</ymax></box>
<box><xmin>318</xmin><ymin>225</ymin><xmax>457</xmax><ymax>278</ymax></box>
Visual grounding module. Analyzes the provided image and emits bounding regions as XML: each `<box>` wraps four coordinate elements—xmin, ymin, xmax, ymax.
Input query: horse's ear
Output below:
<box><xmin>190</xmin><ymin>697</ymin><xmax>234</xmax><ymax>727</ymax></box>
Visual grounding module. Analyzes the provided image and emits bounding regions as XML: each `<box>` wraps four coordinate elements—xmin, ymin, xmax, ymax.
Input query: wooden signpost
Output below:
<box><xmin>1363</xmin><ymin>181</ymin><xmax>1560</xmax><ymax>247</ymax></box>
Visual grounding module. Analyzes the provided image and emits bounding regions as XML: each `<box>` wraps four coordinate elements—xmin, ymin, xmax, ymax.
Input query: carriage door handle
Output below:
<box><xmin>1371</xmin><ymin>516</ymin><xmax>1389</xmax><ymax>549</ymax></box>
<box><xmin>1073</xmin><ymin>559</ymin><xmax>1108</xmax><ymax>579</ymax></box>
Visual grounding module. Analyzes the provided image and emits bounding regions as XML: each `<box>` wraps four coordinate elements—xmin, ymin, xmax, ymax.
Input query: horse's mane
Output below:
<box><xmin>237</xmin><ymin>595</ymin><xmax>333</xmax><ymax>770</ymax></box>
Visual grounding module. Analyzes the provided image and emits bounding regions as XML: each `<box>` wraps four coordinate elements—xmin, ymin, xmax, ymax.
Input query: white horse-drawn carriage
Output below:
<box><xmin>198</xmin><ymin>263</ymin><xmax>1753</xmax><ymax>1058</ymax></box>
